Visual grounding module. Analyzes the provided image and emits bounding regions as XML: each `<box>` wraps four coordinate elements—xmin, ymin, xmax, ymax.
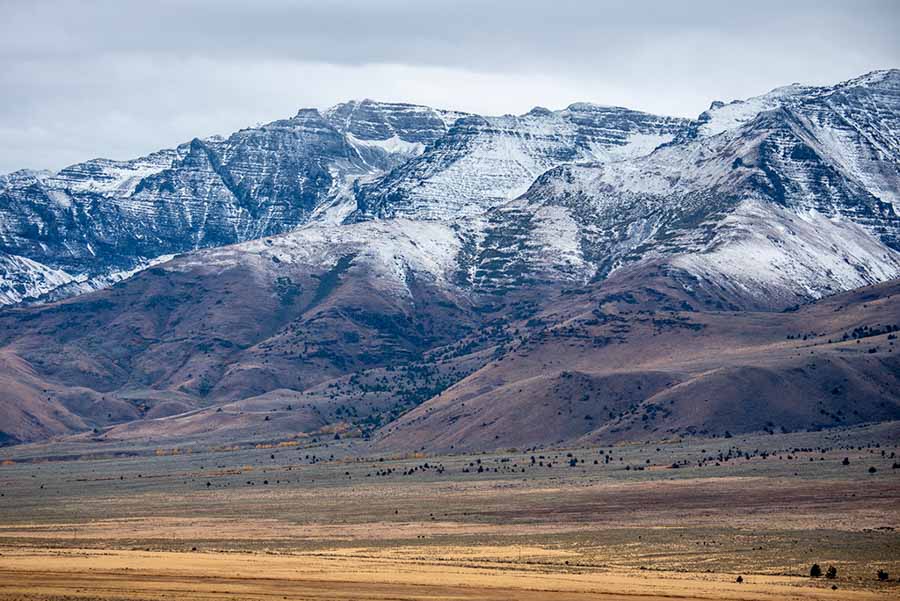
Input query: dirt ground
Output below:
<box><xmin>0</xmin><ymin>424</ymin><xmax>898</xmax><ymax>600</ymax></box>
<box><xmin>0</xmin><ymin>547</ymin><xmax>888</xmax><ymax>601</ymax></box>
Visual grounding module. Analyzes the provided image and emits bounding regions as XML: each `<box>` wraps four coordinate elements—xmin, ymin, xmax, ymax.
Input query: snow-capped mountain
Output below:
<box><xmin>0</xmin><ymin>100</ymin><xmax>687</xmax><ymax>304</ymax></box>
<box><xmin>164</xmin><ymin>66</ymin><xmax>900</xmax><ymax>311</ymax></box>
<box><xmin>452</xmin><ymin>69</ymin><xmax>900</xmax><ymax>307</ymax></box>
<box><xmin>350</xmin><ymin>104</ymin><xmax>689</xmax><ymax>221</ymax></box>
<box><xmin>1</xmin><ymin>69</ymin><xmax>899</xmax><ymax>310</ymax></box>
<box><xmin>2</xmin><ymin>69</ymin><xmax>900</xmax><ymax>446</ymax></box>
<box><xmin>325</xmin><ymin>99</ymin><xmax>466</xmax><ymax>145</ymax></box>
<box><xmin>0</xmin><ymin>100</ymin><xmax>477</xmax><ymax>303</ymax></box>
<box><xmin>0</xmin><ymin>106</ymin><xmax>401</xmax><ymax>280</ymax></box>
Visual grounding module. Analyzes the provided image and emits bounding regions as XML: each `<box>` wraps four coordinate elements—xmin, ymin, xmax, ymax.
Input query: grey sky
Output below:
<box><xmin>2</xmin><ymin>0</ymin><xmax>898</xmax><ymax>173</ymax></box>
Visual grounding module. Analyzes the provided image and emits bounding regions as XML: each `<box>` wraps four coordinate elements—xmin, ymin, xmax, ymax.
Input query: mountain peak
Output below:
<box><xmin>292</xmin><ymin>107</ymin><xmax>324</xmax><ymax>119</ymax></box>
<box><xmin>837</xmin><ymin>68</ymin><xmax>900</xmax><ymax>89</ymax></box>
<box><xmin>564</xmin><ymin>101</ymin><xmax>619</xmax><ymax>113</ymax></box>
<box><xmin>526</xmin><ymin>106</ymin><xmax>553</xmax><ymax>117</ymax></box>
<box><xmin>323</xmin><ymin>99</ymin><xmax>457</xmax><ymax>145</ymax></box>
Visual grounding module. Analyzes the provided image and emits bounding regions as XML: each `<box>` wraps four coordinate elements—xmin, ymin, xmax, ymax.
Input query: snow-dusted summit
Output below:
<box><xmin>492</xmin><ymin>69</ymin><xmax>900</xmax><ymax>306</ymax></box>
<box><xmin>1</xmin><ymin>70</ymin><xmax>899</xmax><ymax>308</ymax></box>
<box><xmin>0</xmin><ymin>99</ymin><xmax>688</xmax><ymax>304</ymax></box>
<box><xmin>350</xmin><ymin>104</ymin><xmax>689</xmax><ymax>221</ymax></box>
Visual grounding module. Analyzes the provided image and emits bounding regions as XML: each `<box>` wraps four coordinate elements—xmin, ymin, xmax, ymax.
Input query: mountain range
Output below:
<box><xmin>0</xmin><ymin>69</ymin><xmax>898</xmax><ymax>448</ymax></box>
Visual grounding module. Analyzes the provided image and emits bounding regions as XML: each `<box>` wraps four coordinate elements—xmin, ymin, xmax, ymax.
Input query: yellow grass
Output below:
<box><xmin>0</xmin><ymin>546</ymin><xmax>880</xmax><ymax>601</ymax></box>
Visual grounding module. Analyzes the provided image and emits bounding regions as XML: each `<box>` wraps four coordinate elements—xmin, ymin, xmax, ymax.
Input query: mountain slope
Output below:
<box><xmin>351</xmin><ymin>104</ymin><xmax>690</xmax><ymax>221</ymax></box>
<box><xmin>374</xmin><ymin>272</ymin><xmax>900</xmax><ymax>452</ymax></box>
<box><xmin>0</xmin><ymin>100</ymin><xmax>691</xmax><ymax>306</ymax></box>
<box><xmin>459</xmin><ymin>71</ymin><xmax>900</xmax><ymax>306</ymax></box>
<box><xmin>0</xmin><ymin>102</ymin><xmax>466</xmax><ymax>305</ymax></box>
<box><xmin>0</xmin><ymin>219</ymin><xmax>484</xmax><ymax>444</ymax></box>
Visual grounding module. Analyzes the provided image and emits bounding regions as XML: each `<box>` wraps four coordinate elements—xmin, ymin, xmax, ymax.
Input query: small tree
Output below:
<box><xmin>877</xmin><ymin>569</ymin><xmax>889</xmax><ymax>581</ymax></box>
<box><xmin>810</xmin><ymin>564</ymin><xmax>822</xmax><ymax>577</ymax></box>
<box><xmin>736</xmin><ymin>575</ymin><xmax>743</xmax><ymax>583</ymax></box>
<box><xmin>826</xmin><ymin>566</ymin><xmax>837</xmax><ymax>579</ymax></box>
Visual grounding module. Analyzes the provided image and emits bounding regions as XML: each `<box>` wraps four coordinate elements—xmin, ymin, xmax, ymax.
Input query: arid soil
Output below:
<box><xmin>0</xmin><ymin>424</ymin><xmax>897</xmax><ymax>600</ymax></box>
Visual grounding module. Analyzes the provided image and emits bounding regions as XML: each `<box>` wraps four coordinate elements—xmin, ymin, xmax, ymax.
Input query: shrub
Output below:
<box><xmin>877</xmin><ymin>569</ymin><xmax>889</xmax><ymax>581</ymax></box>
<box><xmin>810</xmin><ymin>564</ymin><xmax>822</xmax><ymax>577</ymax></box>
<box><xmin>826</xmin><ymin>566</ymin><xmax>837</xmax><ymax>579</ymax></box>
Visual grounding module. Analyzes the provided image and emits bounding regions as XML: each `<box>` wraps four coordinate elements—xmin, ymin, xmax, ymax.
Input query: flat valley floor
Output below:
<box><xmin>0</xmin><ymin>424</ymin><xmax>898</xmax><ymax>600</ymax></box>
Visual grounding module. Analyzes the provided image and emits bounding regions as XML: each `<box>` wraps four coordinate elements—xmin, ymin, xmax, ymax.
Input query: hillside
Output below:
<box><xmin>375</xmin><ymin>271</ymin><xmax>900</xmax><ymax>452</ymax></box>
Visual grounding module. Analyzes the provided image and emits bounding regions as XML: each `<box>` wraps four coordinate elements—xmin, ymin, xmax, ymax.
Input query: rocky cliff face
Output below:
<box><xmin>0</xmin><ymin>102</ymin><xmax>463</xmax><ymax>303</ymax></box>
<box><xmin>350</xmin><ymin>104</ymin><xmax>690</xmax><ymax>221</ymax></box>
<box><xmin>1</xmin><ymin>110</ymin><xmax>362</xmax><ymax>274</ymax></box>
<box><xmin>325</xmin><ymin>99</ymin><xmax>465</xmax><ymax>145</ymax></box>
<box><xmin>455</xmin><ymin>70</ymin><xmax>900</xmax><ymax>307</ymax></box>
<box><xmin>0</xmin><ymin>99</ymin><xmax>692</xmax><ymax>304</ymax></box>
<box><xmin>1</xmin><ymin>72</ymin><xmax>898</xmax><ymax>311</ymax></box>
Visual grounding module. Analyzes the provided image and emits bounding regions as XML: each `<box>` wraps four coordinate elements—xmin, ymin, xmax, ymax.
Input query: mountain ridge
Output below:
<box><xmin>0</xmin><ymin>98</ymin><xmax>691</xmax><ymax>305</ymax></box>
<box><xmin>0</xmin><ymin>69</ymin><xmax>898</xmax><ymax>448</ymax></box>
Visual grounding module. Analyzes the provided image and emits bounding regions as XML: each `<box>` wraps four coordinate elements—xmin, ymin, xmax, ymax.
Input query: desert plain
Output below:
<box><xmin>0</xmin><ymin>423</ymin><xmax>897</xmax><ymax>600</ymax></box>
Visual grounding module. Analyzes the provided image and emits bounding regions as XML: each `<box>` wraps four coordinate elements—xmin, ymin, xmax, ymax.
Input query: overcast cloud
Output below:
<box><xmin>1</xmin><ymin>0</ymin><xmax>898</xmax><ymax>173</ymax></box>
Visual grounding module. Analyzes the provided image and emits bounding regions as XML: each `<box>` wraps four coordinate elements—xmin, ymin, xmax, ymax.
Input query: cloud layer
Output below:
<box><xmin>2</xmin><ymin>0</ymin><xmax>898</xmax><ymax>172</ymax></box>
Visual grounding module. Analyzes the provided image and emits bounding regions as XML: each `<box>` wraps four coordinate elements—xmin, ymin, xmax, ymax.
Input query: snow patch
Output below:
<box><xmin>346</xmin><ymin>133</ymin><xmax>425</xmax><ymax>156</ymax></box>
<box><xmin>177</xmin><ymin>219</ymin><xmax>463</xmax><ymax>299</ymax></box>
<box><xmin>0</xmin><ymin>254</ymin><xmax>75</xmax><ymax>305</ymax></box>
<box><xmin>673</xmin><ymin>200</ymin><xmax>900</xmax><ymax>302</ymax></box>
<box><xmin>697</xmin><ymin>84</ymin><xmax>814</xmax><ymax>137</ymax></box>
